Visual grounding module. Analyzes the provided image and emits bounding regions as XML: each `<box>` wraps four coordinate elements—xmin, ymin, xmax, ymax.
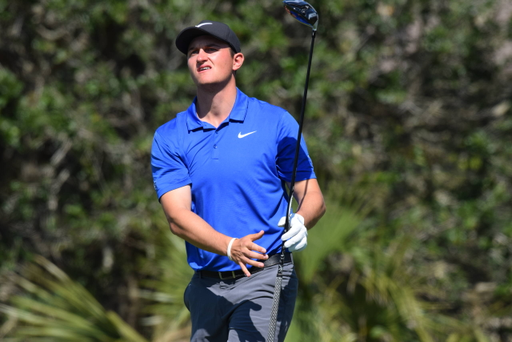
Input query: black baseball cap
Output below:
<box><xmin>175</xmin><ymin>20</ymin><xmax>241</xmax><ymax>55</ymax></box>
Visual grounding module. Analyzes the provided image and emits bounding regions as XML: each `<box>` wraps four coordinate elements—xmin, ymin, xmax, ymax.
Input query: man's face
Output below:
<box><xmin>187</xmin><ymin>35</ymin><xmax>242</xmax><ymax>88</ymax></box>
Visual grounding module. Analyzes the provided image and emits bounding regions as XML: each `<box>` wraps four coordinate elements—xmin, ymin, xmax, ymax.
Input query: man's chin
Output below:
<box><xmin>194</xmin><ymin>78</ymin><xmax>232</xmax><ymax>91</ymax></box>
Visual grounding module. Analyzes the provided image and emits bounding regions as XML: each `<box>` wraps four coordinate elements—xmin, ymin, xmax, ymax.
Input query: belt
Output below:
<box><xmin>199</xmin><ymin>252</ymin><xmax>292</xmax><ymax>280</ymax></box>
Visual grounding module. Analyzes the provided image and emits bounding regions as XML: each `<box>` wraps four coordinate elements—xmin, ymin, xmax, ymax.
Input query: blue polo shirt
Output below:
<box><xmin>151</xmin><ymin>88</ymin><xmax>316</xmax><ymax>272</ymax></box>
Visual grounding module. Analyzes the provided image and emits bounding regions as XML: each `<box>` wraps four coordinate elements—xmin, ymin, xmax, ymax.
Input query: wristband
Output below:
<box><xmin>227</xmin><ymin>238</ymin><xmax>238</xmax><ymax>261</ymax></box>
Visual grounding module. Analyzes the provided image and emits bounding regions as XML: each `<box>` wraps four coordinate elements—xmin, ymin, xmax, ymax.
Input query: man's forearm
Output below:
<box><xmin>296</xmin><ymin>190</ymin><xmax>325</xmax><ymax>228</ymax></box>
<box><xmin>165</xmin><ymin>204</ymin><xmax>269</xmax><ymax>276</ymax></box>
<box><xmin>166</xmin><ymin>207</ymin><xmax>232</xmax><ymax>256</ymax></box>
<box><xmin>294</xmin><ymin>179</ymin><xmax>326</xmax><ymax>229</ymax></box>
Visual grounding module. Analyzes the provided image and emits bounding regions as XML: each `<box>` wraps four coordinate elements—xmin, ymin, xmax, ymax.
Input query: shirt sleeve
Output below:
<box><xmin>151</xmin><ymin>129</ymin><xmax>192</xmax><ymax>200</ymax></box>
<box><xmin>275</xmin><ymin>111</ymin><xmax>316</xmax><ymax>182</ymax></box>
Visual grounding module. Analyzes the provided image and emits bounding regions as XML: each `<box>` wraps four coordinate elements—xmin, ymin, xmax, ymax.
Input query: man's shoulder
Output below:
<box><xmin>155</xmin><ymin>111</ymin><xmax>188</xmax><ymax>135</ymax></box>
<box><xmin>244</xmin><ymin>94</ymin><xmax>289</xmax><ymax>118</ymax></box>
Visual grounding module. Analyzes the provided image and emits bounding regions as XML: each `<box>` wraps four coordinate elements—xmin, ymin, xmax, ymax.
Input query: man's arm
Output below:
<box><xmin>279</xmin><ymin>178</ymin><xmax>326</xmax><ymax>252</ymax></box>
<box><xmin>160</xmin><ymin>185</ymin><xmax>268</xmax><ymax>276</ymax></box>
<box><xmin>293</xmin><ymin>178</ymin><xmax>326</xmax><ymax>229</ymax></box>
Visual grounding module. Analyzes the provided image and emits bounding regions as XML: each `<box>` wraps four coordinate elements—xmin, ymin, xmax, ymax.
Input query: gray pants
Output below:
<box><xmin>184</xmin><ymin>261</ymin><xmax>298</xmax><ymax>342</ymax></box>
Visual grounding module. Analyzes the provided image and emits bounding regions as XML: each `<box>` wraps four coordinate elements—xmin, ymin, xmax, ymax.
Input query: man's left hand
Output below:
<box><xmin>278</xmin><ymin>213</ymin><xmax>308</xmax><ymax>252</ymax></box>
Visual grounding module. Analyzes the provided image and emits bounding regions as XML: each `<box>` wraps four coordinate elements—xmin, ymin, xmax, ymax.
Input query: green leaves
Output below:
<box><xmin>0</xmin><ymin>256</ymin><xmax>148</xmax><ymax>342</ymax></box>
<box><xmin>0</xmin><ymin>68</ymin><xmax>23</xmax><ymax>147</ymax></box>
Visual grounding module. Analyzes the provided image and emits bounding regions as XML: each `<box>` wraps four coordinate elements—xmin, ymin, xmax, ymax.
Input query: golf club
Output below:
<box><xmin>284</xmin><ymin>0</ymin><xmax>318</xmax><ymax>31</ymax></box>
<box><xmin>267</xmin><ymin>2</ymin><xmax>318</xmax><ymax>341</ymax></box>
<box><xmin>282</xmin><ymin>0</ymin><xmax>318</xmax><ymax>237</ymax></box>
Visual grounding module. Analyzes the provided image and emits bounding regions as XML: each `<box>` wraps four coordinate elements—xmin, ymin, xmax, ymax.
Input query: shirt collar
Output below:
<box><xmin>185</xmin><ymin>88</ymin><xmax>248</xmax><ymax>131</ymax></box>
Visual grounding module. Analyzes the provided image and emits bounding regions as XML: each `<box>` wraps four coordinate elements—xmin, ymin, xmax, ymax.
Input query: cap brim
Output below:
<box><xmin>175</xmin><ymin>28</ymin><xmax>211</xmax><ymax>54</ymax></box>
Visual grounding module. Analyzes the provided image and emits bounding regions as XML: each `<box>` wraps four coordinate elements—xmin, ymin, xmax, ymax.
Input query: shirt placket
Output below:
<box><xmin>212</xmin><ymin>130</ymin><xmax>220</xmax><ymax>160</ymax></box>
<box><xmin>212</xmin><ymin>122</ymin><xmax>228</xmax><ymax>160</ymax></box>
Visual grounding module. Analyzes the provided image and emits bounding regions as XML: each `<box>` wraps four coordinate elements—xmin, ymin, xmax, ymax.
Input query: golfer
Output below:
<box><xmin>151</xmin><ymin>20</ymin><xmax>325</xmax><ymax>342</ymax></box>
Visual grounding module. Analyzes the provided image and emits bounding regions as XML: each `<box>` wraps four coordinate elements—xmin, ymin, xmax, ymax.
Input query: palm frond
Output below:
<box><xmin>294</xmin><ymin>198</ymin><xmax>364</xmax><ymax>283</ymax></box>
<box><xmin>1</xmin><ymin>256</ymin><xmax>148</xmax><ymax>342</ymax></box>
<box><xmin>289</xmin><ymin>197</ymin><xmax>490</xmax><ymax>342</ymax></box>
<box><xmin>138</xmin><ymin>225</ymin><xmax>192</xmax><ymax>342</ymax></box>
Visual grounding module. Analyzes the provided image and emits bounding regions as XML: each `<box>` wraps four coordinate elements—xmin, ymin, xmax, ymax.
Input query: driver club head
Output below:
<box><xmin>283</xmin><ymin>0</ymin><xmax>318</xmax><ymax>31</ymax></box>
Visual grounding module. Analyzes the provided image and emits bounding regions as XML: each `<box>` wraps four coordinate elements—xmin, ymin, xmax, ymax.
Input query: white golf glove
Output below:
<box><xmin>278</xmin><ymin>213</ymin><xmax>308</xmax><ymax>252</ymax></box>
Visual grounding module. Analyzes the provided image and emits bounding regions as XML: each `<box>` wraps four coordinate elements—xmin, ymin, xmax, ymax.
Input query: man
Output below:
<box><xmin>151</xmin><ymin>20</ymin><xmax>325</xmax><ymax>342</ymax></box>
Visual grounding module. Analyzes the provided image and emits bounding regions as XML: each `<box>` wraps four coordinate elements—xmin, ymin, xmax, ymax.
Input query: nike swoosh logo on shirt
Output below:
<box><xmin>238</xmin><ymin>131</ymin><xmax>257</xmax><ymax>138</ymax></box>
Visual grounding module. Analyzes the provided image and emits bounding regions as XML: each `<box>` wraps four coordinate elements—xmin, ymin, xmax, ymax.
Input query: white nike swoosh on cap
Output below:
<box><xmin>196</xmin><ymin>23</ymin><xmax>213</xmax><ymax>28</ymax></box>
<box><xmin>238</xmin><ymin>131</ymin><xmax>257</xmax><ymax>138</ymax></box>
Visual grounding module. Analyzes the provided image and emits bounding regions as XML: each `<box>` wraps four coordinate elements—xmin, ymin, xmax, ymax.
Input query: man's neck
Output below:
<box><xmin>195</xmin><ymin>79</ymin><xmax>238</xmax><ymax>128</ymax></box>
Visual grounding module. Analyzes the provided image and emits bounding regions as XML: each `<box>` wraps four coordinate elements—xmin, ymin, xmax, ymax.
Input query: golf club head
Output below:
<box><xmin>283</xmin><ymin>0</ymin><xmax>318</xmax><ymax>31</ymax></box>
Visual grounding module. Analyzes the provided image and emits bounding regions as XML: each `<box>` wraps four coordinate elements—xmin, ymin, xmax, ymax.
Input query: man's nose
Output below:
<box><xmin>197</xmin><ymin>49</ymin><xmax>208</xmax><ymax>61</ymax></box>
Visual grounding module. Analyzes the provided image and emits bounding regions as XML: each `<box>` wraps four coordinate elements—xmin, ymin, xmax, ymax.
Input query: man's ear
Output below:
<box><xmin>232</xmin><ymin>52</ymin><xmax>244</xmax><ymax>71</ymax></box>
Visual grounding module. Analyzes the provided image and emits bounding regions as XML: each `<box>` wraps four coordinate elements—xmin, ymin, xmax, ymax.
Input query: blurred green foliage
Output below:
<box><xmin>1</xmin><ymin>0</ymin><xmax>512</xmax><ymax>340</ymax></box>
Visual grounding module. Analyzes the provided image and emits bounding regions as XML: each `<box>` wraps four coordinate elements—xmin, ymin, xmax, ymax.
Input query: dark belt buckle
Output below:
<box><xmin>219</xmin><ymin>271</ymin><xmax>236</xmax><ymax>280</ymax></box>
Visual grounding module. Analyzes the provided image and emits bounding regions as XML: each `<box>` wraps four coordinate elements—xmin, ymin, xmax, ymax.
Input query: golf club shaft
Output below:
<box><xmin>267</xmin><ymin>28</ymin><xmax>317</xmax><ymax>342</ymax></box>
<box><xmin>284</xmin><ymin>28</ymin><xmax>316</xmax><ymax>233</ymax></box>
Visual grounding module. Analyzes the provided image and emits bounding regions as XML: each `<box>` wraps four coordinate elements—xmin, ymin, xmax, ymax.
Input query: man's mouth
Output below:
<box><xmin>198</xmin><ymin>66</ymin><xmax>211</xmax><ymax>72</ymax></box>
